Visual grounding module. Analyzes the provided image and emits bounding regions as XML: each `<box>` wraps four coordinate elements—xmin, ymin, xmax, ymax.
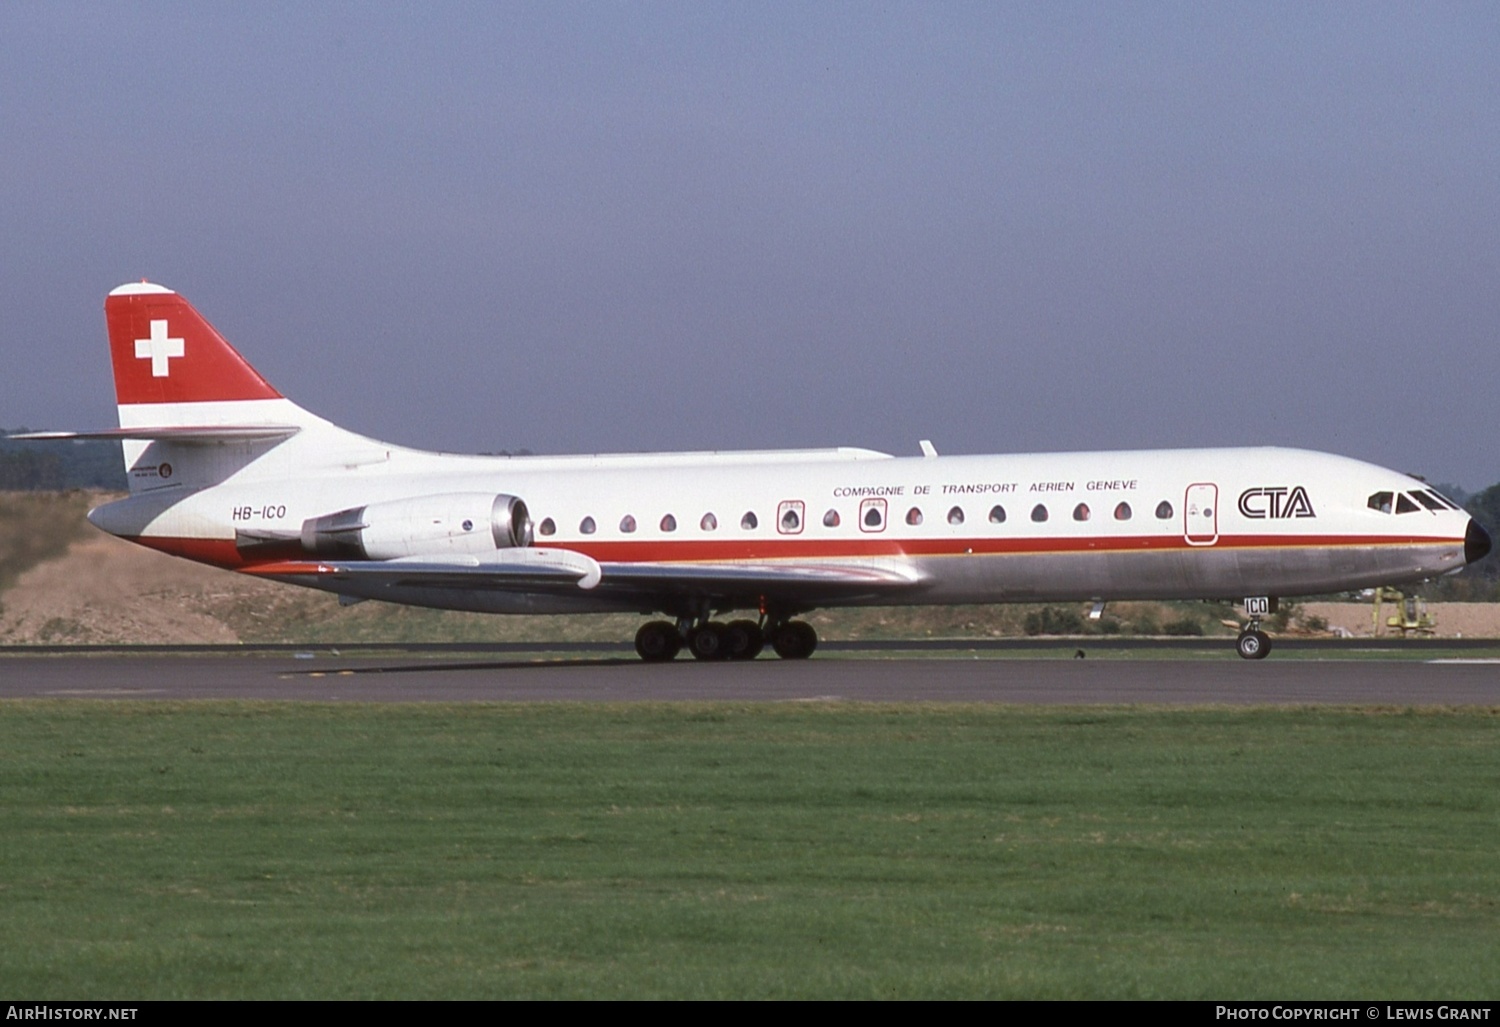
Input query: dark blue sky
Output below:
<box><xmin>4</xmin><ymin>2</ymin><xmax>1497</xmax><ymax>487</ymax></box>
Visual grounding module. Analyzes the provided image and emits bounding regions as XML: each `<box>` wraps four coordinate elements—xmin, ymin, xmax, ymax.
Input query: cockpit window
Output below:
<box><xmin>1423</xmin><ymin>489</ymin><xmax>1460</xmax><ymax>511</ymax></box>
<box><xmin>1411</xmin><ymin>491</ymin><xmax>1443</xmax><ymax>513</ymax></box>
<box><xmin>1368</xmin><ymin>491</ymin><xmax>1394</xmax><ymax>514</ymax></box>
<box><xmin>1395</xmin><ymin>493</ymin><xmax>1420</xmax><ymax>514</ymax></box>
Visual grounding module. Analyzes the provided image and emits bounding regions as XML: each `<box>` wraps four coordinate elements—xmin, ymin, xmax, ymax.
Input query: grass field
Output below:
<box><xmin>2</xmin><ymin>702</ymin><xmax>1498</xmax><ymax>999</ymax></box>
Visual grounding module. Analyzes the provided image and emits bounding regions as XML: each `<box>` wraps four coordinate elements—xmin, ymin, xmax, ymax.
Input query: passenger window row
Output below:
<box><xmin>533</xmin><ymin>498</ymin><xmax>1182</xmax><ymax>537</ymax></box>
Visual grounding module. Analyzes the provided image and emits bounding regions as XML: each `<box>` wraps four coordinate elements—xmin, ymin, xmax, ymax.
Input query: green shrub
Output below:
<box><xmin>1023</xmin><ymin>606</ymin><xmax>1085</xmax><ymax>635</ymax></box>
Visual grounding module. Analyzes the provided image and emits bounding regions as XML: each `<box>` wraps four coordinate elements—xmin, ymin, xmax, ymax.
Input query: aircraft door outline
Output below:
<box><xmin>1184</xmin><ymin>482</ymin><xmax>1218</xmax><ymax>546</ymax></box>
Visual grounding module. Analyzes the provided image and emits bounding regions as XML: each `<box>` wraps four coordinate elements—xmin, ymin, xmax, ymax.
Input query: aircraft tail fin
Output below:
<box><xmin>106</xmin><ymin>282</ymin><xmax>283</xmax><ymax>409</ymax></box>
<box><xmin>93</xmin><ymin>282</ymin><xmax>382</xmax><ymax>493</ymax></box>
<box><xmin>16</xmin><ymin>282</ymin><xmax>388</xmax><ymax>495</ymax></box>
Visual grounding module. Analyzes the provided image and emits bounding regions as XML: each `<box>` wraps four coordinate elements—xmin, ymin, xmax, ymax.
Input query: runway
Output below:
<box><xmin>2</xmin><ymin>651</ymin><xmax>1498</xmax><ymax>704</ymax></box>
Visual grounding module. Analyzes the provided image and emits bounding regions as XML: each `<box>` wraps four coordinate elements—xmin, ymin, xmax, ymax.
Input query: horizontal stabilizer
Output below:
<box><xmin>10</xmin><ymin>425</ymin><xmax>301</xmax><ymax>444</ymax></box>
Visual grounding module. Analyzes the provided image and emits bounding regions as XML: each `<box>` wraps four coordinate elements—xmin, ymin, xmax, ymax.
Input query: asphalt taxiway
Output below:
<box><xmin>1</xmin><ymin>650</ymin><xmax>1497</xmax><ymax>704</ymax></box>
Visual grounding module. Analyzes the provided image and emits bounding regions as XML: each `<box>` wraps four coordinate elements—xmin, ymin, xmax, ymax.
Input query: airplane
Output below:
<box><xmin>14</xmin><ymin>281</ymin><xmax>1491</xmax><ymax>661</ymax></box>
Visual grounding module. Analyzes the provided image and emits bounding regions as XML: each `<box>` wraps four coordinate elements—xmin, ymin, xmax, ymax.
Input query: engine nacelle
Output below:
<box><xmin>301</xmin><ymin>493</ymin><xmax>532</xmax><ymax>560</ymax></box>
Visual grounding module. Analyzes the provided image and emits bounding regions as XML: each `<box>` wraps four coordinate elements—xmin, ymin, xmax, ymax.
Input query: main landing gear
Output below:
<box><xmin>633</xmin><ymin>617</ymin><xmax>817</xmax><ymax>662</ymax></box>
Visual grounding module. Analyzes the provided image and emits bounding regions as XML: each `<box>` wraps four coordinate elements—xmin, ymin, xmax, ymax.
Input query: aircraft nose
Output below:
<box><xmin>1466</xmin><ymin>518</ymin><xmax>1492</xmax><ymax>565</ymax></box>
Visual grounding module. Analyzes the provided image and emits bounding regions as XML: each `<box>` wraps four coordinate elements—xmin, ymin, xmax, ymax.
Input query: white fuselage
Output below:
<box><xmin>90</xmin><ymin>398</ymin><xmax>1475</xmax><ymax>617</ymax></box>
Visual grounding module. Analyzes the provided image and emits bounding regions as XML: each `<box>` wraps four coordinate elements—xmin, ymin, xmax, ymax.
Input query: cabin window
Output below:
<box><xmin>947</xmin><ymin>506</ymin><xmax>964</xmax><ymax>526</ymax></box>
<box><xmin>778</xmin><ymin>500</ymin><xmax>804</xmax><ymax>534</ymax></box>
<box><xmin>1114</xmin><ymin>502</ymin><xmax>1132</xmax><ymax>521</ymax></box>
<box><xmin>906</xmin><ymin>507</ymin><xmax>923</xmax><ymax>526</ymax></box>
<box><xmin>741</xmin><ymin>511</ymin><xmax>758</xmax><ymax>530</ymax></box>
<box><xmin>579</xmin><ymin>516</ymin><xmax>596</xmax><ymax>535</ymax></box>
<box><xmin>1031</xmin><ymin>504</ymin><xmax>1048</xmax><ymax>523</ymax></box>
<box><xmin>620</xmin><ymin>514</ymin><xmax>637</xmax><ymax>533</ymax></box>
<box><xmin>1396</xmin><ymin>493</ymin><xmax>1420</xmax><ymax>514</ymax></box>
<box><xmin>1073</xmin><ymin>503</ymin><xmax>1090</xmax><ymax>522</ymax></box>
<box><xmin>860</xmin><ymin>498</ymin><xmax>887</xmax><ymax>532</ymax></box>
<box><xmin>988</xmin><ymin>505</ymin><xmax>1007</xmax><ymax>524</ymax></box>
<box><xmin>1155</xmin><ymin>501</ymin><xmax>1174</xmax><ymax>520</ymax></box>
<box><xmin>660</xmin><ymin>513</ymin><xmax>677</xmax><ymax>532</ymax></box>
<box><xmin>823</xmin><ymin>509</ymin><xmax>840</xmax><ymax>528</ymax></box>
<box><xmin>538</xmin><ymin>517</ymin><xmax>556</xmax><ymax>536</ymax></box>
<box><xmin>700</xmin><ymin>512</ymin><xmax>718</xmax><ymax>531</ymax></box>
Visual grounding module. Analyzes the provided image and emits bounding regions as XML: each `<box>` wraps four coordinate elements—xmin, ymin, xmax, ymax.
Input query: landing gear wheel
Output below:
<box><xmin>723</xmin><ymin>620</ymin><xmax>764</xmax><ymax>661</ymax></box>
<box><xmin>770</xmin><ymin>620</ymin><xmax>818</xmax><ymax>660</ymax></box>
<box><xmin>687</xmin><ymin>622</ymin><xmax>728</xmax><ymax>661</ymax></box>
<box><xmin>635</xmin><ymin>621</ymin><xmax>682</xmax><ymax>662</ymax></box>
<box><xmin>1236</xmin><ymin>630</ymin><xmax>1272</xmax><ymax>660</ymax></box>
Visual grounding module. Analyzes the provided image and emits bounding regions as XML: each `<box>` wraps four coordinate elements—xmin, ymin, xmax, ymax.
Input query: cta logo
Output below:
<box><xmin>1238</xmin><ymin>486</ymin><xmax>1315</xmax><ymax>519</ymax></box>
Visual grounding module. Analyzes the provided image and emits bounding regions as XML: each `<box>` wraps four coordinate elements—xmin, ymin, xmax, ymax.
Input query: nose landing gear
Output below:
<box><xmin>1235</xmin><ymin>628</ymin><xmax>1272</xmax><ymax>660</ymax></box>
<box><xmin>1235</xmin><ymin>598</ymin><xmax>1274</xmax><ymax>660</ymax></box>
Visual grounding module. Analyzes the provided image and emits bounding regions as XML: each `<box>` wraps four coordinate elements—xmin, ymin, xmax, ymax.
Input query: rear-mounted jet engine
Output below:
<box><xmin>301</xmin><ymin>493</ymin><xmax>532</xmax><ymax>560</ymax></box>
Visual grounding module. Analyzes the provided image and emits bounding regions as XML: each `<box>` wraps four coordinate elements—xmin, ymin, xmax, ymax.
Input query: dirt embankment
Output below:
<box><xmin>0</xmin><ymin>532</ymin><xmax>261</xmax><ymax>644</ymax></box>
<box><xmin>1298</xmin><ymin>601</ymin><xmax>1500</xmax><ymax>639</ymax></box>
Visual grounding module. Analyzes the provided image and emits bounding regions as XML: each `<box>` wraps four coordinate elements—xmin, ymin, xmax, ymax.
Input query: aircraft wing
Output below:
<box><xmin>246</xmin><ymin>548</ymin><xmax>605</xmax><ymax>590</ymax></box>
<box><xmin>592</xmin><ymin>560</ymin><xmax>929</xmax><ymax>606</ymax></box>
<box><xmin>244</xmin><ymin>548</ymin><xmax>929</xmax><ymax>607</ymax></box>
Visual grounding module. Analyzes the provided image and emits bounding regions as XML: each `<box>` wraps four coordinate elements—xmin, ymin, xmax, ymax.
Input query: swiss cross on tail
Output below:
<box><xmin>135</xmin><ymin>320</ymin><xmax>184</xmax><ymax>376</ymax></box>
<box><xmin>106</xmin><ymin>282</ymin><xmax>282</xmax><ymax>405</ymax></box>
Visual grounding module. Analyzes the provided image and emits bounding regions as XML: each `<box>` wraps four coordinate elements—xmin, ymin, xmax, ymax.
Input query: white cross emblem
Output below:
<box><xmin>134</xmin><ymin>320</ymin><xmax>185</xmax><ymax>377</ymax></box>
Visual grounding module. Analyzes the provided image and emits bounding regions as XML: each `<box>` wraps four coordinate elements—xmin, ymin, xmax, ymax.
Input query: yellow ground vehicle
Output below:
<box><xmin>1372</xmin><ymin>587</ymin><xmax>1437</xmax><ymax>637</ymax></box>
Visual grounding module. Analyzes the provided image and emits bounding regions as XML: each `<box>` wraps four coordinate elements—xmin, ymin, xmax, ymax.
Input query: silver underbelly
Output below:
<box><xmin>898</xmin><ymin>542</ymin><xmax>1463</xmax><ymax>604</ymax></box>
